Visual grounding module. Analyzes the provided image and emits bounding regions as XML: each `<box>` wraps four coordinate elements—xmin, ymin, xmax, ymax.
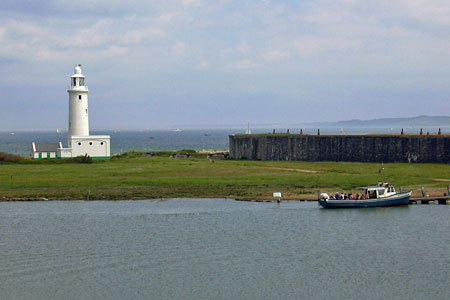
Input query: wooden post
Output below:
<box><xmin>447</xmin><ymin>186</ymin><xmax>450</xmax><ymax>196</ymax></box>
<box><xmin>421</xmin><ymin>186</ymin><xmax>425</xmax><ymax>197</ymax></box>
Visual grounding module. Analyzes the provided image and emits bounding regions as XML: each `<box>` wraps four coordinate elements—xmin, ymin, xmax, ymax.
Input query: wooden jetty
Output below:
<box><xmin>409</xmin><ymin>196</ymin><xmax>450</xmax><ymax>205</ymax></box>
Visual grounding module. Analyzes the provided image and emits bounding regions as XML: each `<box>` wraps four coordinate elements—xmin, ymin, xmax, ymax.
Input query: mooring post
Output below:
<box><xmin>300</xmin><ymin>129</ymin><xmax>303</xmax><ymax>135</ymax></box>
<box><xmin>287</xmin><ymin>129</ymin><xmax>290</xmax><ymax>134</ymax></box>
<box><xmin>421</xmin><ymin>186</ymin><xmax>425</xmax><ymax>197</ymax></box>
<box><xmin>401</xmin><ymin>128</ymin><xmax>404</xmax><ymax>135</ymax></box>
<box><xmin>420</xmin><ymin>128</ymin><xmax>423</xmax><ymax>135</ymax></box>
<box><xmin>317</xmin><ymin>129</ymin><xmax>320</xmax><ymax>136</ymax></box>
<box><xmin>438</xmin><ymin>128</ymin><xmax>441</xmax><ymax>135</ymax></box>
<box><xmin>273</xmin><ymin>129</ymin><xmax>276</xmax><ymax>134</ymax></box>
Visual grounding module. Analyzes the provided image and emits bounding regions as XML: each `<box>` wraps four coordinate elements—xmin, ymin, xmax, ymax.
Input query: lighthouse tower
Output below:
<box><xmin>58</xmin><ymin>64</ymin><xmax>110</xmax><ymax>159</ymax></box>
<box><xmin>68</xmin><ymin>64</ymin><xmax>89</xmax><ymax>145</ymax></box>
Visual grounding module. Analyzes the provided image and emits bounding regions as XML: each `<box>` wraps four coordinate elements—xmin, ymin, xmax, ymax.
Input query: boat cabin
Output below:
<box><xmin>358</xmin><ymin>183</ymin><xmax>396</xmax><ymax>199</ymax></box>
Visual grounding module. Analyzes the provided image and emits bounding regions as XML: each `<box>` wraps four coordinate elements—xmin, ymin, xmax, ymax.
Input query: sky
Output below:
<box><xmin>0</xmin><ymin>0</ymin><xmax>449</xmax><ymax>130</ymax></box>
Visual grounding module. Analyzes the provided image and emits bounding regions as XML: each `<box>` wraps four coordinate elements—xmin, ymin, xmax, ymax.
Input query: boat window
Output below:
<box><xmin>369</xmin><ymin>190</ymin><xmax>377</xmax><ymax>199</ymax></box>
<box><xmin>379</xmin><ymin>189</ymin><xmax>385</xmax><ymax>196</ymax></box>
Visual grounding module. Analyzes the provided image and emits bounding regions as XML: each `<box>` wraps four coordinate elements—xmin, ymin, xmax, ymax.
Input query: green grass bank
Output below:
<box><xmin>1</xmin><ymin>152</ymin><xmax>449</xmax><ymax>201</ymax></box>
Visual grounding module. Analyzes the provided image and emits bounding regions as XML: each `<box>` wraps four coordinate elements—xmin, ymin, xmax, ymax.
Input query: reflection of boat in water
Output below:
<box><xmin>318</xmin><ymin>183</ymin><xmax>411</xmax><ymax>208</ymax></box>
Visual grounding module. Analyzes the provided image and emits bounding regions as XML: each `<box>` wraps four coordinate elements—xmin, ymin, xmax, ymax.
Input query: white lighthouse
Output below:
<box><xmin>32</xmin><ymin>64</ymin><xmax>111</xmax><ymax>160</ymax></box>
<box><xmin>68</xmin><ymin>64</ymin><xmax>89</xmax><ymax>141</ymax></box>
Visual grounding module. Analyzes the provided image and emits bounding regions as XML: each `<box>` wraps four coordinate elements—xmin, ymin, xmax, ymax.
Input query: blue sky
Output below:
<box><xmin>0</xmin><ymin>0</ymin><xmax>449</xmax><ymax>130</ymax></box>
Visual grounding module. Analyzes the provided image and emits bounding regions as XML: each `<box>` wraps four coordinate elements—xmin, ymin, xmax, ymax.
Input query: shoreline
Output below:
<box><xmin>1</xmin><ymin>194</ymin><xmax>448</xmax><ymax>203</ymax></box>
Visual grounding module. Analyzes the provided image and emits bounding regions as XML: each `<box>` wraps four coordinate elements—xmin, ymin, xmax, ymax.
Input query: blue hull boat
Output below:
<box><xmin>318</xmin><ymin>183</ymin><xmax>412</xmax><ymax>208</ymax></box>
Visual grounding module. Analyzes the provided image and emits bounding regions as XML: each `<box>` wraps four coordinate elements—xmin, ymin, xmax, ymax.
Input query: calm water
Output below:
<box><xmin>0</xmin><ymin>199</ymin><xmax>448</xmax><ymax>300</ymax></box>
<box><xmin>1</xmin><ymin>127</ymin><xmax>443</xmax><ymax>156</ymax></box>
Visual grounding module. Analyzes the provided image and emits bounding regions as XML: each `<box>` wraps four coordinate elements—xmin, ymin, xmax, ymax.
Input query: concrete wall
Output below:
<box><xmin>229</xmin><ymin>134</ymin><xmax>450</xmax><ymax>163</ymax></box>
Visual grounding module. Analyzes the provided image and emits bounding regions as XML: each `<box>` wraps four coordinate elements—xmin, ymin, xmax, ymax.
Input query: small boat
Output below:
<box><xmin>318</xmin><ymin>183</ymin><xmax>411</xmax><ymax>208</ymax></box>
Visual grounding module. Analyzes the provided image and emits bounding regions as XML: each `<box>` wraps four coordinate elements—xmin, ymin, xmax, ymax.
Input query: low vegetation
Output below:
<box><xmin>0</xmin><ymin>151</ymin><xmax>449</xmax><ymax>200</ymax></box>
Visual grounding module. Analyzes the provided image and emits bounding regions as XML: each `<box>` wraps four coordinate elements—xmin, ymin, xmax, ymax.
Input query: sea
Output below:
<box><xmin>0</xmin><ymin>199</ymin><xmax>448</xmax><ymax>300</ymax></box>
<box><xmin>0</xmin><ymin>126</ymin><xmax>445</xmax><ymax>156</ymax></box>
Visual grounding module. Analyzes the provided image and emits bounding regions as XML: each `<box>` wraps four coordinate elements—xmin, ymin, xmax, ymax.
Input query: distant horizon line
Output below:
<box><xmin>1</xmin><ymin>115</ymin><xmax>449</xmax><ymax>132</ymax></box>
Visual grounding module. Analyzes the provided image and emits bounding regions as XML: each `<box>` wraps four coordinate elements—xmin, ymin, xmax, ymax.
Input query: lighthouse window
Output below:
<box><xmin>89</xmin><ymin>142</ymin><xmax>92</xmax><ymax>145</ymax></box>
<box><xmin>72</xmin><ymin>78</ymin><xmax>77</xmax><ymax>86</ymax></box>
<box><xmin>100</xmin><ymin>142</ymin><xmax>104</xmax><ymax>145</ymax></box>
<box><xmin>78</xmin><ymin>95</ymin><xmax>82</xmax><ymax>100</ymax></box>
<box><xmin>79</xmin><ymin>78</ymin><xmax>85</xmax><ymax>86</ymax></box>
<box><xmin>78</xmin><ymin>142</ymin><xmax>81</xmax><ymax>146</ymax></box>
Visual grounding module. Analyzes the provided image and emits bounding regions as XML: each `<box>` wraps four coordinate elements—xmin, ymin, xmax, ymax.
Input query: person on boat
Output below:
<box><xmin>349</xmin><ymin>193</ymin><xmax>354</xmax><ymax>200</ymax></box>
<box><xmin>335</xmin><ymin>192</ymin><xmax>340</xmax><ymax>199</ymax></box>
<box><xmin>355</xmin><ymin>193</ymin><xmax>360</xmax><ymax>200</ymax></box>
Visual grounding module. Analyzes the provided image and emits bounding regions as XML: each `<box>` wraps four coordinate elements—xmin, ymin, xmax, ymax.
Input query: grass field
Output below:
<box><xmin>0</xmin><ymin>152</ymin><xmax>449</xmax><ymax>200</ymax></box>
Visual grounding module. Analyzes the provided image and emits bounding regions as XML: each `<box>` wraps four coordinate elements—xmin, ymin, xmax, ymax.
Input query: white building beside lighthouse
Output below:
<box><xmin>32</xmin><ymin>64</ymin><xmax>110</xmax><ymax>160</ymax></box>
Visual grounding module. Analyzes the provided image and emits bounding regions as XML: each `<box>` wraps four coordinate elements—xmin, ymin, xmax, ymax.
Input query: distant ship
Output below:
<box><xmin>173</xmin><ymin>129</ymin><xmax>182</xmax><ymax>132</ymax></box>
<box><xmin>204</xmin><ymin>133</ymin><xmax>211</xmax><ymax>136</ymax></box>
<box><xmin>56</xmin><ymin>128</ymin><xmax>60</xmax><ymax>133</ymax></box>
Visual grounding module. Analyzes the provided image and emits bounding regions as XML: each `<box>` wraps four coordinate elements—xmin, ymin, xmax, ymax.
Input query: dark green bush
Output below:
<box><xmin>64</xmin><ymin>154</ymin><xmax>93</xmax><ymax>164</ymax></box>
<box><xmin>0</xmin><ymin>152</ymin><xmax>24</xmax><ymax>163</ymax></box>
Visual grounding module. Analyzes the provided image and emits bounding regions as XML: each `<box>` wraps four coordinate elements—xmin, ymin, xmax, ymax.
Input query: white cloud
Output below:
<box><xmin>171</xmin><ymin>40</ymin><xmax>187</xmax><ymax>56</ymax></box>
<box><xmin>261</xmin><ymin>50</ymin><xmax>290</xmax><ymax>62</ymax></box>
<box><xmin>293</xmin><ymin>37</ymin><xmax>362</xmax><ymax>56</ymax></box>
<box><xmin>225</xmin><ymin>60</ymin><xmax>259</xmax><ymax>70</ymax></box>
<box><xmin>180</xmin><ymin>0</ymin><xmax>203</xmax><ymax>7</ymax></box>
<box><xmin>387</xmin><ymin>0</ymin><xmax>450</xmax><ymax>26</ymax></box>
<box><xmin>194</xmin><ymin>62</ymin><xmax>209</xmax><ymax>69</ymax></box>
<box><xmin>101</xmin><ymin>45</ymin><xmax>129</xmax><ymax>57</ymax></box>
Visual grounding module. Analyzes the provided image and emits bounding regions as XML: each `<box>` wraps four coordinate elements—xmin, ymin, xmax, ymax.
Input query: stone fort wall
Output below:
<box><xmin>229</xmin><ymin>134</ymin><xmax>450</xmax><ymax>163</ymax></box>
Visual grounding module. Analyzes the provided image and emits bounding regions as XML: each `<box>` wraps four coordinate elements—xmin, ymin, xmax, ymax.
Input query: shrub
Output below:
<box><xmin>0</xmin><ymin>152</ymin><xmax>24</xmax><ymax>163</ymax></box>
<box><xmin>178</xmin><ymin>149</ymin><xmax>197</xmax><ymax>154</ymax></box>
<box><xmin>64</xmin><ymin>154</ymin><xmax>93</xmax><ymax>164</ymax></box>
